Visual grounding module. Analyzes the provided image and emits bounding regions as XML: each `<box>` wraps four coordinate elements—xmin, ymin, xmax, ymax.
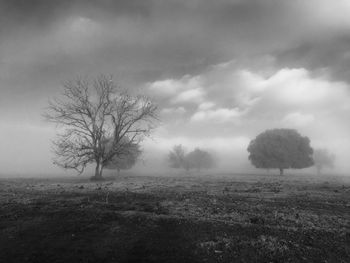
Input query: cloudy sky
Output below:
<box><xmin>1</xmin><ymin>0</ymin><xmax>350</xmax><ymax>175</ymax></box>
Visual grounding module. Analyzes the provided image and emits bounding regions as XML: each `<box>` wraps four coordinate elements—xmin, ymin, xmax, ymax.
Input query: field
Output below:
<box><xmin>0</xmin><ymin>172</ymin><xmax>349</xmax><ymax>263</ymax></box>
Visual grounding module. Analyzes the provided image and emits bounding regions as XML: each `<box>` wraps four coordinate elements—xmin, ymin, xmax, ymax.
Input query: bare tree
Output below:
<box><xmin>44</xmin><ymin>75</ymin><xmax>157</xmax><ymax>180</ymax></box>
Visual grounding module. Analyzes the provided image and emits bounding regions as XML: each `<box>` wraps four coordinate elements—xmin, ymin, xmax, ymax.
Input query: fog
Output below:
<box><xmin>1</xmin><ymin>0</ymin><xmax>350</xmax><ymax>177</ymax></box>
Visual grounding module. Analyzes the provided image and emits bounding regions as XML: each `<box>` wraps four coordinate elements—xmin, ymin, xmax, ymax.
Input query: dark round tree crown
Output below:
<box><xmin>247</xmin><ymin>128</ymin><xmax>314</xmax><ymax>170</ymax></box>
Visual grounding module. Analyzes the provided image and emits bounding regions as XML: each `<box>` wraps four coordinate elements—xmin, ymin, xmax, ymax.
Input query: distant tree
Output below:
<box><xmin>104</xmin><ymin>138</ymin><xmax>142</xmax><ymax>175</ymax></box>
<box><xmin>187</xmin><ymin>148</ymin><xmax>215</xmax><ymax>171</ymax></box>
<box><xmin>168</xmin><ymin>145</ymin><xmax>191</xmax><ymax>171</ymax></box>
<box><xmin>313</xmin><ymin>148</ymin><xmax>335</xmax><ymax>175</ymax></box>
<box><xmin>247</xmin><ymin>128</ymin><xmax>314</xmax><ymax>175</ymax></box>
<box><xmin>44</xmin><ymin>75</ymin><xmax>157</xmax><ymax>180</ymax></box>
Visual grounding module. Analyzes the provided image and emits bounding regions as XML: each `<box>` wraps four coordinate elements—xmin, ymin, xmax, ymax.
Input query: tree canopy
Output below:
<box><xmin>187</xmin><ymin>148</ymin><xmax>215</xmax><ymax>171</ymax></box>
<box><xmin>104</xmin><ymin>137</ymin><xmax>141</xmax><ymax>172</ymax></box>
<box><xmin>44</xmin><ymin>75</ymin><xmax>157</xmax><ymax>180</ymax></box>
<box><xmin>247</xmin><ymin>128</ymin><xmax>314</xmax><ymax>175</ymax></box>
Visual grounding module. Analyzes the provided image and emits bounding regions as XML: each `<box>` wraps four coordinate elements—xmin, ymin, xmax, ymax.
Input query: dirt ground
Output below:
<box><xmin>0</xmin><ymin>172</ymin><xmax>349</xmax><ymax>263</ymax></box>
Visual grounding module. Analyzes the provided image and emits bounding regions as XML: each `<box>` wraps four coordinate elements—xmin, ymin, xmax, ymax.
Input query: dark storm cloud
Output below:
<box><xmin>275</xmin><ymin>35</ymin><xmax>350</xmax><ymax>83</ymax></box>
<box><xmin>1</xmin><ymin>0</ymin><xmax>343</xmax><ymax>94</ymax></box>
<box><xmin>0</xmin><ymin>0</ymin><xmax>303</xmax><ymax>83</ymax></box>
<box><xmin>1</xmin><ymin>0</ymin><xmax>349</xmax><ymax>114</ymax></box>
<box><xmin>6</xmin><ymin>0</ymin><xmax>350</xmax><ymax>82</ymax></box>
<box><xmin>0</xmin><ymin>0</ymin><xmax>151</xmax><ymax>25</ymax></box>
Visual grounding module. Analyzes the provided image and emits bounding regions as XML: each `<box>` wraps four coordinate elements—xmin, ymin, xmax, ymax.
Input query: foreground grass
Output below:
<box><xmin>0</xmin><ymin>173</ymin><xmax>349</xmax><ymax>262</ymax></box>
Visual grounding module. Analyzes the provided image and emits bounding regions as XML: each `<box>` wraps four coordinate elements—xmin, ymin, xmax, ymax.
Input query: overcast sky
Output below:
<box><xmin>1</xmin><ymin>0</ymin><xmax>350</xmax><ymax>175</ymax></box>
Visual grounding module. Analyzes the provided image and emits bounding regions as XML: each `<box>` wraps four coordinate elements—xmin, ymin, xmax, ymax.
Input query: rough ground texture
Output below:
<box><xmin>0</xmin><ymin>173</ymin><xmax>349</xmax><ymax>262</ymax></box>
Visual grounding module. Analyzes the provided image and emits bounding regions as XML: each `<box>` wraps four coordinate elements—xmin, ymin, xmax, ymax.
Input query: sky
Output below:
<box><xmin>1</xmin><ymin>0</ymin><xmax>350</xmax><ymax>175</ymax></box>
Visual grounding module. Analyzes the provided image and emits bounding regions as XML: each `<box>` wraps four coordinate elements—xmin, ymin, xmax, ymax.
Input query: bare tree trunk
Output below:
<box><xmin>92</xmin><ymin>162</ymin><xmax>104</xmax><ymax>180</ymax></box>
<box><xmin>279</xmin><ymin>168</ymin><xmax>284</xmax><ymax>176</ymax></box>
<box><xmin>99</xmin><ymin>165</ymin><xmax>104</xmax><ymax>178</ymax></box>
<box><xmin>95</xmin><ymin>162</ymin><xmax>100</xmax><ymax>178</ymax></box>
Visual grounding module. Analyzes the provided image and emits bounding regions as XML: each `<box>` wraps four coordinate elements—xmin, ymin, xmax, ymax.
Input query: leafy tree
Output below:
<box><xmin>247</xmin><ymin>128</ymin><xmax>313</xmax><ymax>175</ymax></box>
<box><xmin>187</xmin><ymin>148</ymin><xmax>215</xmax><ymax>171</ymax></box>
<box><xmin>104</xmin><ymin>138</ymin><xmax>141</xmax><ymax>174</ymax></box>
<box><xmin>313</xmin><ymin>148</ymin><xmax>335</xmax><ymax>175</ymax></box>
<box><xmin>44</xmin><ymin>75</ymin><xmax>157</xmax><ymax>180</ymax></box>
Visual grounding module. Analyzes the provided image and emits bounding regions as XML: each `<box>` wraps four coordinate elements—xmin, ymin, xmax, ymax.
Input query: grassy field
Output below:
<box><xmin>0</xmin><ymin>172</ymin><xmax>349</xmax><ymax>263</ymax></box>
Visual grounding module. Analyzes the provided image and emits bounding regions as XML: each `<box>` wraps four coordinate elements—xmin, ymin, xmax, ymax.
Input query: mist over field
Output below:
<box><xmin>1</xmin><ymin>2</ymin><xmax>350</xmax><ymax>262</ymax></box>
<box><xmin>1</xmin><ymin>0</ymin><xmax>350</xmax><ymax>176</ymax></box>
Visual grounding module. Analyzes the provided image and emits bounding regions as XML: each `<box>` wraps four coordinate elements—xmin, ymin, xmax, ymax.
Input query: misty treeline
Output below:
<box><xmin>168</xmin><ymin>145</ymin><xmax>215</xmax><ymax>172</ymax></box>
<box><xmin>45</xmin><ymin>75</ymin><xmax>335</xmax><ymax>179</ymax></box>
